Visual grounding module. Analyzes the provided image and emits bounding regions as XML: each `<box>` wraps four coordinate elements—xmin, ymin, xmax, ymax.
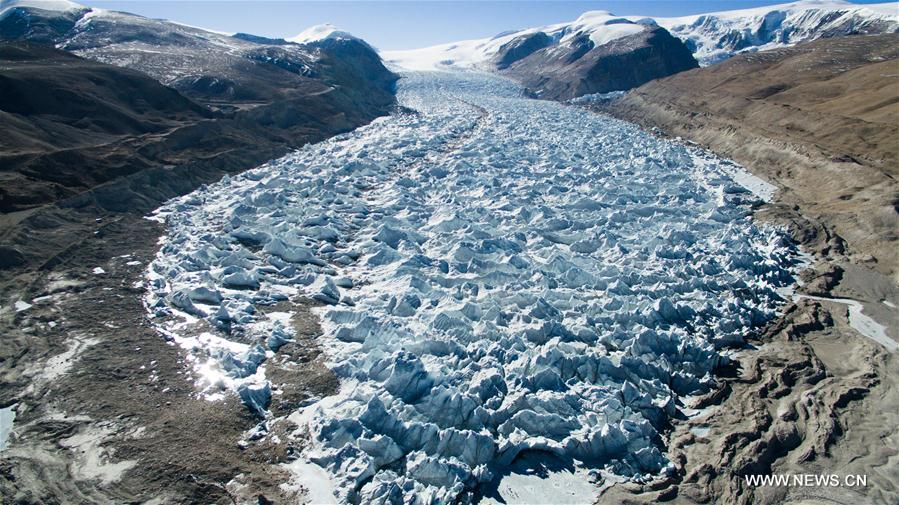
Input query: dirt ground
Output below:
<box><xmin>0</xmin><ymin>213</ymin><xmax>337</xmax><ymax>504</ymax></box>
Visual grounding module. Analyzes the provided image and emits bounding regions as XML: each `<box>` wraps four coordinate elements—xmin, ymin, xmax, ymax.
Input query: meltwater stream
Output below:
<box><xmin>146</xmin><ymin>72</ymin><xmax>797</xmax><ymax>503</ymax></box>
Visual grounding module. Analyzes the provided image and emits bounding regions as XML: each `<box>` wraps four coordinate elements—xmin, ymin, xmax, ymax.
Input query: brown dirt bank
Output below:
<box><xmin>594</xmin><ymin>33</ymin><xmax>899</xmax><ymax>505</ymax></box>
<box><xmin>0</xmin><ymin>216</ymin><xmax>338</xmax><ymax>503</ymax></box>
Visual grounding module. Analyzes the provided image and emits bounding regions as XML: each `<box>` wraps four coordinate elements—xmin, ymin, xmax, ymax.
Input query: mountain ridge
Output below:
<box><xmin>382</xmin><ymin>1</ymin><xmax>897</xmax><ymax>100</ymax></box>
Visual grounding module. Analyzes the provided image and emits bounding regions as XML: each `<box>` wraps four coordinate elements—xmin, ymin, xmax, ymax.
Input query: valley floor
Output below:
<box><xmin>1</xmin><ymin>61</ymin><xmax>896</xmax><ymax>505</ymax></box>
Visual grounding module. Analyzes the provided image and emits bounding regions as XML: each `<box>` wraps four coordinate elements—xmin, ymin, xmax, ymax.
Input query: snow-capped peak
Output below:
<box><xmin>0</xmin><ymin>0</ymin><xmax>84</xmax><ymax>17</ymax></box>
<box><xmin>288</xmin><ymin>23</ymin><xmax>358</xmax><ymax>44</ymax></box>
<box><xmin>382</xmin><ymin>10</ymin><xmax>643</xmax><ymax>71</ymax></box>
<box><xmin>562</xmin><ymin>10</ymin><xmax>644</xmax><ymax>45</ymax></box>
<box><xmin>384</xmin><ymin>0</ymin><xmax>897</xmax><ymax>71</ymax></box>
<box><xmin>659</xmin><ymin>0</ymin><xmax>895</xmax><ymax>21</ymax></box>
<box><xmin>647</xmin><ymin>0</ymin><xmax>899</xmax><ymax>65</ymax></box>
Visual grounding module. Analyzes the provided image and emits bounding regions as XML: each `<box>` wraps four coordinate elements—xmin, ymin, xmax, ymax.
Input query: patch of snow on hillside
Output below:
<box><xmin>168</xmin><ymin>20</ymin><xmax>236</xmax><ymax>37</ymax></box>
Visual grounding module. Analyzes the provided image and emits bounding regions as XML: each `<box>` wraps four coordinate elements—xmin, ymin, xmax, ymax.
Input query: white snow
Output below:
<box><xmin>690</xmin><ymin>152</ymin><xmax>778</xmax><ymax>202</ymax></box>
<box><xmin>565</xmin><ymin>10</ymin><xmax>645</xmax><ymax>46</ymax></box>
<box><xmin>383</xmin><ymin>11</ymin><xmax>643</xmax><ymax>71</ymax></box>
<box><xmin>689</xmin><ymin>426</ymin><xmax>711</xmax><ymax>438</ymax></box>
<box><xmin>167</xmin><ymin>20</ymin><xmax>235</xmax><ymax>37</ymax></box>
<box><xmin>0</xmin><ymin>404</ymin><xmax>15</xmax><ymax>451</ymax></box>
<box><xmin>478</xmin><ymin>450</ymin><xmax>600</xmax><ymax>504</ymax></box>
<box><xmin>58</xmin><ymin>424</ymin><xmax>137</xmax><ymax>484</ymax></box>
<box><xmin>145</xmin><ymin>71</ymin><xmax>799</xmax><ymax>503</ymax></box>
<box><xmin>0</xmin><ymin>0</ymin><xmax>83</xmax><ymax>17</ymax></box>
<box><xmin>23</xmin><ymin>335</ymin><xmax>99</xmax><ymax>397</ymax></box>
<box><xmin>289</xmin><ymin>23</ymin><xmax>359</xmax><ymax>44</ymax></box>
<box><xmin>796</xmin><ymin>294</ymin><xmax>897</xmax><ymax>352</ymax></box>
<box><xmin>92</xmin><ymin>267</ymin><xmax>106</xmax><ymax>275</ymax></box>
<box><xmin>283</xmin><ymin>460</ymin><xmax>339</xmax><ymax>505</ymax></box>
<box><xmin>642</xmin><ymin>0</ymin><xmax>899</xmax><ymax>65</ymax></box>
<box><xmin>14</xmin><ymin>300</ymin><xmax>31</xmax><ymax>312</ymax></box>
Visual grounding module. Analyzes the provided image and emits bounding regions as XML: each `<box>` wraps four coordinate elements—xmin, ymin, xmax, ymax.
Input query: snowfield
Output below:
<box><xmin>146</xmin><ymin>71</ymin><xmax>797</xmax><ymax>503</ymax></box>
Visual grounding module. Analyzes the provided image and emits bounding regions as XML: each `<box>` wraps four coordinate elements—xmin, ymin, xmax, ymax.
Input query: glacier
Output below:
<box><xmin>145</xmin><ymin>71</ymin><xmax>798</xmax><ymax>503</ymax></box>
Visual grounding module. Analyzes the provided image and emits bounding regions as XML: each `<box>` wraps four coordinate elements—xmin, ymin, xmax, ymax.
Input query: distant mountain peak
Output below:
<box><xmin>382</xmin><ymin>11</ymin><xmax>645</xmax><ymax>71</ymax></box>
<box><xmin>384</xmin><ymin>0</ymin><xmax>897</xmax><ymax>71</ymax></box>
<box><xmin>288</xmin><ymin>23</ymin><xmax>359</xmax><ymax>44</ymax></box>
<box><xmin>649</xmin><ymin>0</ymin><xmax>899</xmax><ymax>65</ymax></box>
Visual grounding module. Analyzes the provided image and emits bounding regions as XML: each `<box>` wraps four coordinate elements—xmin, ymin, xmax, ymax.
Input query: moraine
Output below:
<box><xmin>145</xmin><ymin>71</ymin><xmax>797</xmax><ymax>504</ymax></box>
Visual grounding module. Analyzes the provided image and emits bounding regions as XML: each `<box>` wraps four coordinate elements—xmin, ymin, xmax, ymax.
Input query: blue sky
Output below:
<box><xmin>89</xmin><ymin>1</ymin><xmax>889</xmax><ymax>50</ymax></box>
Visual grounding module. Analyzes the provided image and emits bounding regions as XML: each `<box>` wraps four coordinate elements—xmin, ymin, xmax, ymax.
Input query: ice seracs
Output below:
<box><xmin>145</xmin><ymin>71</ymin><xmax>798</xmax><ymax>502</ymax></box>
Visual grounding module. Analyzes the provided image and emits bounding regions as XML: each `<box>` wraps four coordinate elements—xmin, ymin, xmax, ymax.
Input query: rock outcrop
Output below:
<box><xmin>497</xmin><ymin>25</ymin><xmax>698</xmax><ymax>101</ymax></box>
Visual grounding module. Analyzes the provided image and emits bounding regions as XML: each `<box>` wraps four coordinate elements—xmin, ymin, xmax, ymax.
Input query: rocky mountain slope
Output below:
<box><xmin>0</xmin><ymin>40</ymin><xmax>395</xmax><ymax>218</ymax></box>
<box><xmin>383</xmin><ymin>11</ymin><xmax>698</xmax><ymax>101</ymax></box>
<box><xmin>0</xmin><ymin>42</ymin><xmax>216</xmax><ymax>212</ymax></box>
<box><xmin>0</xmin><ymin>1</ymin><xmax>397</xmax><ymax>218</ymax></box>
<box><xmin>384</xmin><ymin>1</ymin><xmax>897</xmax><ymax>100</ymax></box>
<box><xmin>498</xmin><ymin>24</ymin><xmax>697</xmax><ymax>100</ymax></box>
<box><xmin>0</xmin><ymin>0</ymin><xmax>395</xmax><ymax>109</ymax></box>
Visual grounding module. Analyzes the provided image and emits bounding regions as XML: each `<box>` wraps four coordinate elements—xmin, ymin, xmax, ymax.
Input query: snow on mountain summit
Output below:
<box><xmin>0</xmin><ymin>0</ymin><xmax>84</xmax><ymax>17</ymax></box>
<box><xmin>289</xmin><ymin>23</ymin><xmax>360</xmax><ymax>44</ymax></box>
<box><xmin>644</xmin><ymin>0</ymin><xmax>899</xmax><ymax>64</ymax></box>
<box><xmin>382</xmin><ymin>10</ymin><xmax>643</xmax><ymax>71</ymax></box>
<box><xmin>564</xmin><ymin>10</ymin><xmax>646</xmax><ymax>45</ymax></box>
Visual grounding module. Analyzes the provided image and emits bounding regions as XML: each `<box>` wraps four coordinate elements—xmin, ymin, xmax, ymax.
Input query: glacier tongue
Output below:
<box><xmin>145</xmin><ymin>71</ymin><xmax>797</xmax><ymax>503</ymax></box>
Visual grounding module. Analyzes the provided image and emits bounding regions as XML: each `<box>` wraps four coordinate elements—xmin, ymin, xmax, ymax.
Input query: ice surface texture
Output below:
<box><xmin>146</xmin><ymin>72</ymin><xmax>796</xmax><ymax>503</ymax></box>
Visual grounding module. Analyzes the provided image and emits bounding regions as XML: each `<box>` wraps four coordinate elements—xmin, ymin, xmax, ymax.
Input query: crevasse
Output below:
<box><xmin>145</xmin><ymin>72</ymin><xmax>797</xmax><ymax>504</ymax></box>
